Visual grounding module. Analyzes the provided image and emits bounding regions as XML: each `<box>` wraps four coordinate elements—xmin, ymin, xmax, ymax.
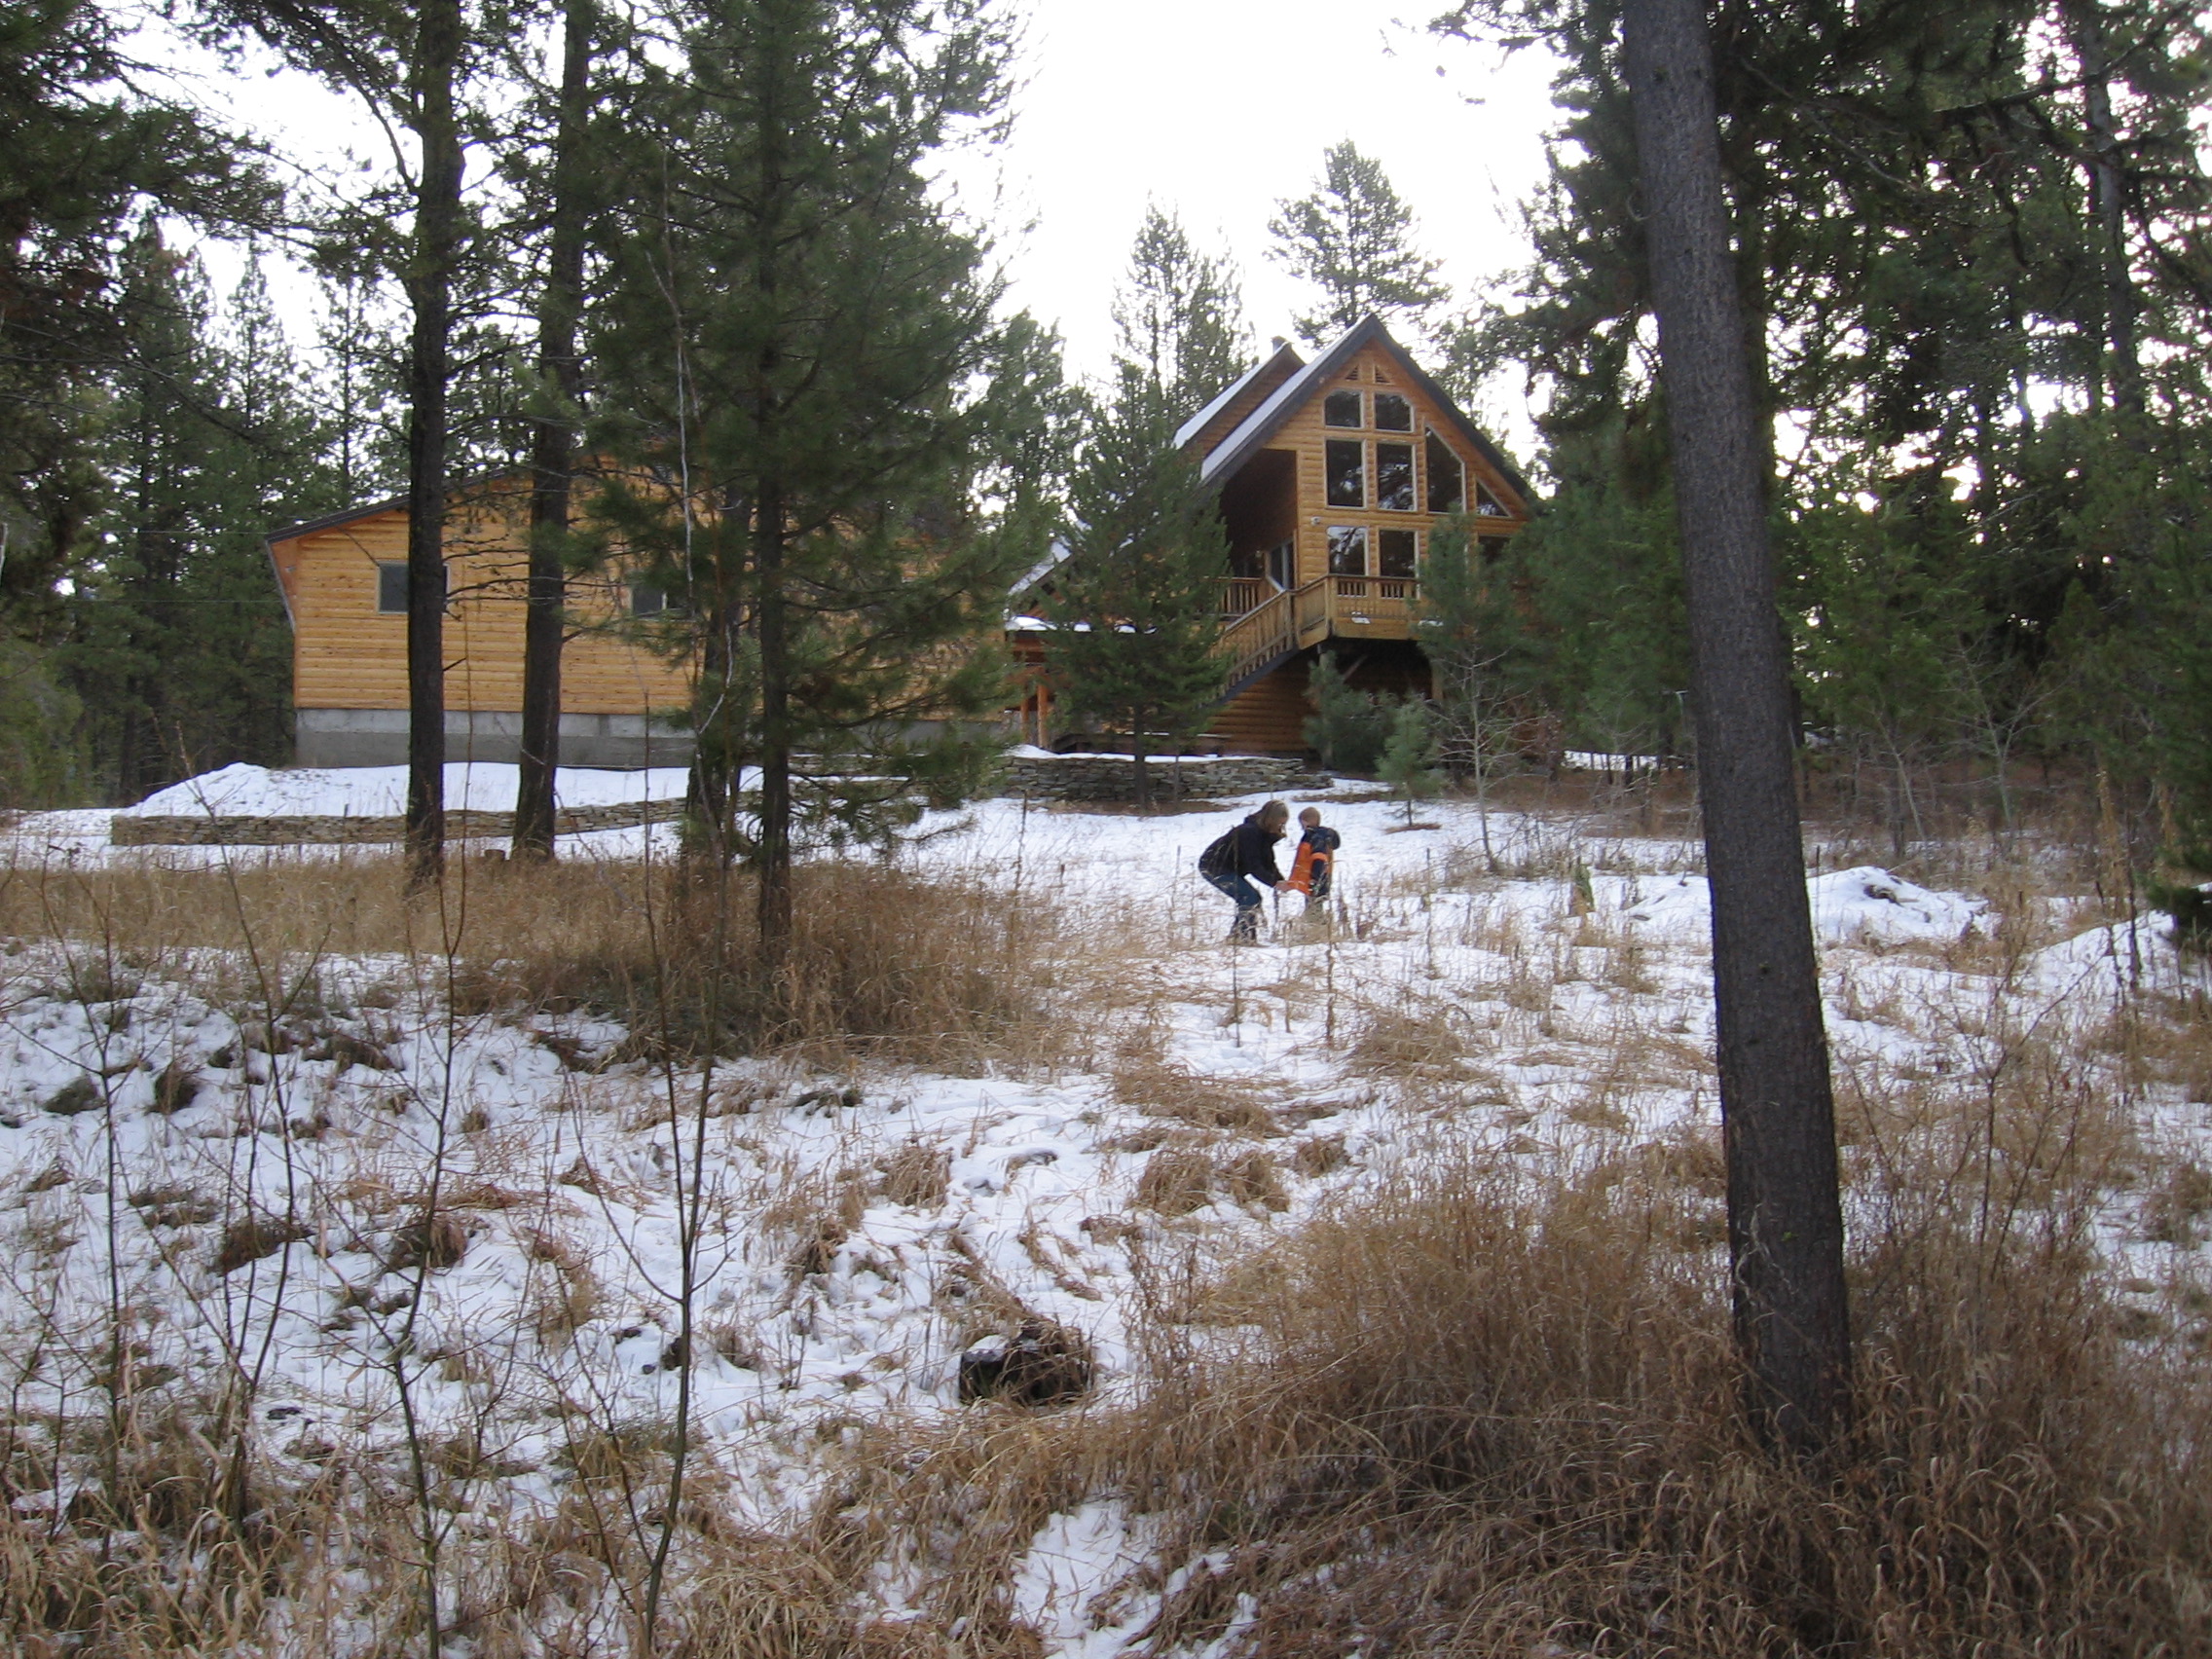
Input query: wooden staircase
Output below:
<box><xmin>1205</xmin><ymin>575</ymin><xmax>1424</xmax><ymax>754</ymax></box>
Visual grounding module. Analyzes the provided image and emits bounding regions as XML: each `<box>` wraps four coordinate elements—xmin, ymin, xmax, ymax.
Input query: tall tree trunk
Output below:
<box><xmin>755</xmin><ymin>481</ymin><xmax>793</xmax><ymax>959</ymax></box>
<box><xmin>404</xmin><ymin>0</ymin><xmax>465</xmax><ymax>890</ymax></box>
<box><xmin>2063</xmin><ymin>0</ymin><xmax>2145</xmax><ymax>424</ymax></box>
<box><xmin>1622</xmin><ymin>0</ymin><xmax>1852</xmax><ymax>1455</ymax></box>
<box><xmin>513</xmin><ymin>0</ymin><xmax>594</xmax><ymax>863</ymax></box>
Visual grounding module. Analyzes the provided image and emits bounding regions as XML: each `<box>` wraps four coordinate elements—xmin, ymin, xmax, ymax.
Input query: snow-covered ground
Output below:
<box><xmin>0</xmin><ymin>779</ymin><xmax>2205</xmax><ymax>1651</ymax></box>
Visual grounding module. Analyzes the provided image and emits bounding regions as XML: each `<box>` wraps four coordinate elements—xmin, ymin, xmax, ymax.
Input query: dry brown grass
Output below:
<box><xmin>0</xmin><ymin>855</ymin><xmax>1067</xmax><ymax>1067</ymax></box>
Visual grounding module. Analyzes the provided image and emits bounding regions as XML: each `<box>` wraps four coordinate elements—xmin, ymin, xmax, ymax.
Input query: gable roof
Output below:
<box><xmin>1190</xmin><ymin>316</ymin><xmax>1532</xmax><ymax>511</ymax></box>
<box><xmin>265</xmin><ymin>495</ymin><xmax>407</xmax><ymax>547</ymax></box>
<box><xmin>1173</xmin><ymin>340</ymin><xmax>1307</xmax><ymax>456</ymax></box>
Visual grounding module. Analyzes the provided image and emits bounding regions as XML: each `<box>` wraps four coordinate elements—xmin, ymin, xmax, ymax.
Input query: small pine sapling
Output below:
<box><xmin>1379</xmin><ymin>700</ymin><xmax>1443</xmax><ymax>826</ymax></box>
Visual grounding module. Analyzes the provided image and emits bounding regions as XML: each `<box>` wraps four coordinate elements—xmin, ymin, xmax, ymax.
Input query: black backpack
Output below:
<box><xmin>1198</xmin><ymin>826</ymin><xmax>1237</xmax><ymax>878</ymax></box>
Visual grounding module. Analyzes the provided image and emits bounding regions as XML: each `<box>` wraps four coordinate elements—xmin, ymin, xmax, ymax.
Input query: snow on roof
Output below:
<box><xmin>1014</xmin><ymin>537</ymin><xmax>1074</xmax><ymax>598</ymax></box>
<box><xmin>1198</xmin><ymin>335</ymin><xmax>1355</xmax><ymax>484</ymax></box>
<box><xmin>1172</xmin><ymin>355</ymin><xmax>1279</xmax><ymax>452</ymax></box>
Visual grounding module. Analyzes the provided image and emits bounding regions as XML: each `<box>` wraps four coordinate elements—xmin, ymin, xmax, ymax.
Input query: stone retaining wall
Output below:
<box><xmin>997</xmin><ymin>754</ymin><xmax>1311</xmax><ymax>802</ymax></box>
<box><xmin>110</xmin><ymin>798</ymin><xmax>687</xmax><ymax>847</ymax></box>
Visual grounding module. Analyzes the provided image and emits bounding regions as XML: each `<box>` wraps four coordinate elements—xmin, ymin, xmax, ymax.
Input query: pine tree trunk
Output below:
<box><xmin>513</xmin><ymin>0</ymin><xmax>593</xmax><ymax>864</ymax></box>
<box><xmin>2063</xmin><ymin>0</ymin><xmax>2145</xmax><ymax>424</ymax></box>
<box><xmin>404</xmin><ymin>0</ymin><xmax>465</xmax><ymax>890</ymax></box>
<box><xmin>755</xmin><ymin>481</ymin><xmax>793</xmax><ymax>960</ymax></box>
<box><xmin>1622</xmin><ymin>0</ymin><xmax>1851</xmax><ymax>1455</ymax></box>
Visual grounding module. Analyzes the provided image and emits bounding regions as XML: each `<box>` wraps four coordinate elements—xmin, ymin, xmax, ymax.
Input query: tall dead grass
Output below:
<box><xmin>1087</xmin><ymin>1137</ymin><xmax>2211</xmax><ymax>1656</ymax></box>
<box><xmin>0</xmin><ymin>856</ymin><xmax>1065</xmax><ymax>1067</ymax></box>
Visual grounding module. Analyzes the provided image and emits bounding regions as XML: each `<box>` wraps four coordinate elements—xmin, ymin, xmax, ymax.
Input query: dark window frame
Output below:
<box><xmin>1424</xmin><ymin>430</ymin><xmax>1465</xmax><ymax>514</ymax></box>
<box><xmin>1378</xmin><ymin>528</ymin><xmax>1419</xmax><ymax>578</ymax></box>
<box><xmin>1376</xmin><ymin>442</ymin><xmax>1416</xmax><ymax>511</ymax></box>
<box><xmin>630</xmin><ymin>580</ymin><xmax>669</xmax><ymax>617</ymax></box>
<box><xmin>1325</xmin><ymin>439</ymin><xmax>1366</xmax><ymax>507</ymax></box>
<box><xmin>1327</xmin><ymin>525</ymin><xmax>1369</xmax><ymax>576</ymax></box>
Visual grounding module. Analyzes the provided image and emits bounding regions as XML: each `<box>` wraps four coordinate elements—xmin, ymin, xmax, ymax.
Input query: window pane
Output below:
<box><xmin>1376</xmin><ymin>443</ymin><xmax>1415</xmax><ymax>510</ymax></box>
<box><xmin>1327</xmin><ymin>391</ymin><xmax>1364</xmax><ymax>428</ymax></box>
<box><xmin>1268</xmin><ymin>539</ymin><xmax>1295</xmax><ymax>589</ymax></box>
<box><xmin>631</xmin><ymin>581</ymin><xmax>667</xmax><ymax>616</ymax></box>
<box><xmin>1374</xmin><ymin>393</ymin><xmax>1412</xmax><ymax>431</ymax></box>
<box><xmin>377</xmin><ymin>562</ymin><xmax>408</xmax><ymax>613</ymax></box>
<box><xmin>1327</xmin><ymin>526</ymin><xmax>1367</xmax><ymax>576</ymax></box>
<box><xmin>1379</xmin><ymin>529</ymin><xmax>1418</xmax><ymax>578</ymax></box>
<box><xmin>1325</xmin><ymin>440</ymin><xmax>1365</xmax><ymax>507</ymax></box>
<box><xmin>1424</xmin><ymin>432</ymin><xmax>1464</xmax><ymax>513</ymax></box>
<box><xmin>1476</xmin><ymin>480</ymin><xmax>1509</xmax><ymax>517</ymax></box>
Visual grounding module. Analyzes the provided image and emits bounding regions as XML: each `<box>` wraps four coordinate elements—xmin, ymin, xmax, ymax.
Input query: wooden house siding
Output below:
<box><xmin>1243</xmin><ymin>342</ymin><xmax>1525</xmax><ymax>594</ymax></box>
<box><xmin>272</xmin><ymin>498</ymin><xmax>692</xmax><ymax>720</ymax></box>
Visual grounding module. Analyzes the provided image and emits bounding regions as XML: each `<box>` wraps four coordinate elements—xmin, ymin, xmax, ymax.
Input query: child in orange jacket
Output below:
<box><xmin>1288</xmin><ymin>807</ymin><xmax>1341</xmax><ymax>903</ymax></box>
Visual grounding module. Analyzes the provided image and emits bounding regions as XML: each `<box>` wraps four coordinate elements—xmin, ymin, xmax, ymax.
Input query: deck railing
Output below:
<box><xmin>1220</xmin><ymin>576</ymin><xmax>1271</xmax><ymax>616</ymax></box>
<box><xmin>1216</xmin><ymin>574</ymin><xmax>1423</xmax><ymax>691</ymax></box>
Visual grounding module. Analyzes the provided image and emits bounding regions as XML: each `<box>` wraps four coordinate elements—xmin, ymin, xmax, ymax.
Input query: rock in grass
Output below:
<box><xmin>151</xmin><ymin>1058</ymin><xmax>202</xmax><ymax>1114</ymax></box>
<box><xmin>957</xmin><ymin>1319</ymin><xmax>1093</xmax><ymax>1408</ymax></box>
<box><xmin>43</xmin><ymin>1076</ymin><xmax>101</xmax><ymax>1117</ymax></box>
<box><xmin>213</xmin><ymin>1216</ymin><xmax>312</xmax><ymax>1274</ymax></box>
<box><xmin>387</xmin><ymin>1209</ymin><xmax>468</xmax><ymax>1273</ymax></box>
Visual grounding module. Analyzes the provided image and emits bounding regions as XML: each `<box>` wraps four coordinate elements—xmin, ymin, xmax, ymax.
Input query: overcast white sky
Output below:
<box><xmin>169</xmin><ymin>0</ymin><xmax>1563</xmax><ymax>423</ymax></box>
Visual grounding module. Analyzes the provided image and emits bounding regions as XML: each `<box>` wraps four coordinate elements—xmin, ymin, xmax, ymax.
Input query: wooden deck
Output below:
<box><xmin>1218</xmin><ymin>575</ymin><xmax>1421</xmax><ymax>692</ymax></box>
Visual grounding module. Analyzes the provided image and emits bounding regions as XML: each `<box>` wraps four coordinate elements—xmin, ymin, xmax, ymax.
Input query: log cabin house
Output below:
<box><xmin>265</xmin><ymin>478</ymin><xmax>695</xmax><ymax>768</ymax></box>
<box><xmin>1010</xmin><ymin>315</ymin><xmax>1532</xmax><ymax>756</ymax></box>
<box><xmin>267</xmin><ymin>317</ymin><xmax>1528</xmax><ymax>768</ymax></box>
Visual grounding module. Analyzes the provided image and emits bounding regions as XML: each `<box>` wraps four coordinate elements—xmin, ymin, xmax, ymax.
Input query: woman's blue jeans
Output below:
<box><xmin>1205</xmin><ymin>871</ymin><xmax>1264</xmax><ymax>940</ymax></box>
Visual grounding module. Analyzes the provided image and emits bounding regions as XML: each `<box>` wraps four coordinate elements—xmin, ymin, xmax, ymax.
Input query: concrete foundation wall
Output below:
<box><xmin>296</xmin><ymin>709</ymin><xmax>694</xmax><ymax>769</ymax></box>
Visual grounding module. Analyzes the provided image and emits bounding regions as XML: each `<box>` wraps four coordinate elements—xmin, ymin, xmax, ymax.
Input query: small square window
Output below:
<box><xmin>377</xmin><ymin>561</ymin><xmax>447</xmax><ymax>612</ymax></box>
<box><xmin>1324</xmin><ymin>390</ymin><xmax>1362</xmax><ymax>428</ymax></box>
<box><xmin>1375</xmin><ymin>393</ymin><xmax>1412</xmax><ymax>431</ymax></box>
<box><xmin>1325</xmin><ymin>440</ymin><xmax>1365</xmax><ymax>508</ymax></box>
<box><xmin>1379</xmin><ymin>529</ymin><xmax>1418</xmax><ymax>578</ymax></box>
<box><xmin>1327</xmin><ymin>526</ymin><xmax>1368</xmax><ymax>576</ymax></box>
<box><xmin>1376</xmin><ymin>443</ymin><xmax>1415</xmax><ymax>511</ymax></box>
<box><xmin>630</xmin><ymin>581</ymin><xmax>668</xmax><ymax>617</ymax></box>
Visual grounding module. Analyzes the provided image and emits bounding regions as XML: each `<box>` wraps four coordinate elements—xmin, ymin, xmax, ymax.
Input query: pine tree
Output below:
<box><xmin>1377</xmin><ymin>697</ymin><xmax>1442</xmax><ymax>825</ymax></box>
<box><xmin>513</xmin><ymin>0</ymin><xmax>603</xmax><ymax>862</ymax></box>
<box><xmin>0</xmin><ymin>0</ymin><xmax>272</xmax><ymax>629</ymax></box>
<box><xmin>1043</xmin><ymin>396</ymin><xmax>1230</xmax><ymax>808</ymax></box>
<box><xmin>197</xmin><ymin>0</ymin><xmax>481</xmax><ymax>886</ymax></box>
<box><xmin>591</xmin><ymin>0</ymin><xmax>1038</xmax><ymax>958</ymax></box>
<box><xmin>1111</xmin><ymin>204</ymin><xmax>1252</xmax><ymax>418</ymax></box>
<box><xmin>1621</xmin><ymin>0</ymin><xmax>1850</xmax><ymax>1454</ymax></box>
<box><xmin>1268</xmin><ymin>141</ymin><xmax>1449</xmax><ymax>345</ymax></box>
<box><xmin>67</xmin><ymin>237</ymin><xmax>336</xmax><ymax>800</ymax></box>
<box><xmin>1303</xmin><ymin>651</ymin><xmax>1392</xmax><ymax>774</ymax></box>
<box><xmin>1418</xmin><ymin>515</ymin><xmax>1528</xmax><ymax>864</ymax></box>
